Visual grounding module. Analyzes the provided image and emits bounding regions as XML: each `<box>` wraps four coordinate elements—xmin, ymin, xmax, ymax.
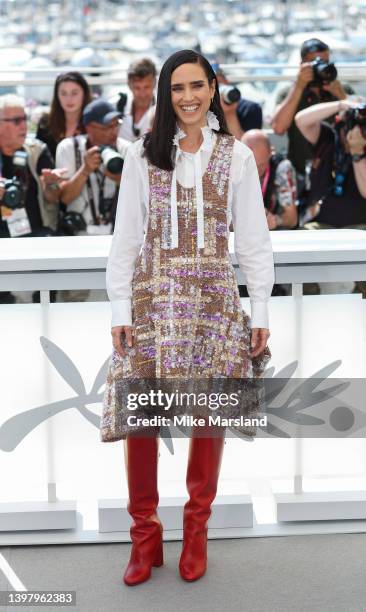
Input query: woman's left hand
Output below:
<box><xmin>250</xmin><ymin>327</ymin><xmax>270</xmax><ymax>358</ymax></box>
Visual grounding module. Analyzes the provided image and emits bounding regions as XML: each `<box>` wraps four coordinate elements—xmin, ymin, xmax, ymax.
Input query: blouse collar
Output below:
<box><xmin>172</xmin><ymin>110</ymin><xmax>219</xmax><ymax>156</ymax></box>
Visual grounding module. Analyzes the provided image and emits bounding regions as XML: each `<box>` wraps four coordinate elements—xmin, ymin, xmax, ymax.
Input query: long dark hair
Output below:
<box><xmin>48</xmin><ymin>71</ymin><xmax>92</xmax><ymax>142</ymax></box>
<box><xmin>143</xmin><ymin>49</ymin><xmax>230</xmax><ymax>170</ymax></box>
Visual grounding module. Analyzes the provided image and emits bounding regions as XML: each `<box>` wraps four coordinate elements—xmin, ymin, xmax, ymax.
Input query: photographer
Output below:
<box><xmin>295</xmin><ymin>98</ymin><xmax>366</xmax><ymax>296</ymax></box>
<box><xmin>271</xmin><ymin>39</ymin><xmax>353</xmax><ymax>185</ymax></box>
<box><xmin>214</xmin><ymin>65</ymin><xmax>262</xmax><ymax>140</ymax></box>
<box><xmin>56</xmin><ymin>98</ymin><xmax>131</xmax><ymax>236</ymax></box>
<box><xmin>241</xmin><ymin>129</ymin><xmax>297</xmax><ymax>297</ymax></box>
<box><xmin>242</xmin><ymin>129</ymin><xmax>298</xmax><ymax>231</ymax></box>
<box><xmin>0</xmin><ymin>94</ymin><xmax>63</xmax><ymax>303</ymax></box>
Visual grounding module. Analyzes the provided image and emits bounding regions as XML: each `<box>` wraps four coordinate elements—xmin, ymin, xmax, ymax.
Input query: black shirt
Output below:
<box><xmin>277</xmin><ymin>84</ymin><xmax>354</xmax><ymax>175</ymax></box>
<box><xmin>236</xmin><ymin>98</ymin><xmax>262</xmax><ymax>131</ymax></box>
<box><xmin>308</xmin><ymin>123</ymin><xmax>366</xmax><ymax>227</ymax></box>
<box><xmin>0</xmin><ymin>146</ymin><xmax>55</xmax><ymax>238</ymax></box>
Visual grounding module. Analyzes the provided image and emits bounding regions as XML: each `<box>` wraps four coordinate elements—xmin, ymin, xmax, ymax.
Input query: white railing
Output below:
<box><xmin>1</xmin><ymin>62</ymin><xmax>366</xmax><ymax>87</ymax></box>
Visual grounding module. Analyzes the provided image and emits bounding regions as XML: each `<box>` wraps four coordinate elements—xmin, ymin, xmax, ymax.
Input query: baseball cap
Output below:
<box><xmin>300</xmin><ymin>38</ymin><xmax>329</xmax><ymax>60</ymax></box>
<box><xmin>82</xmin><ymin>98</ymin><xmax>122</xmax><ymax>126</ymax></box>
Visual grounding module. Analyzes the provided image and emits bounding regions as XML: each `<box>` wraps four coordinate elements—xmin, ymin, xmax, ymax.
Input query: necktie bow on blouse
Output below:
<box><xmin>170</xmin><ymin>120</ymin><xmax>218</xmax><ymax>250</ymax></box>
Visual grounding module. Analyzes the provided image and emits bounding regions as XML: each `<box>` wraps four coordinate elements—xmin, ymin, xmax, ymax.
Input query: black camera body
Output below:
<box><xmin>0</xmin><ymin>177</ymin><xmax>24</xmax><ymax>209</ymax></box>
<box><xmin>309</xmin><ymin>57</ymin><xmax>338</xmax><ymax>86</ymax></box>
<box><xmin>57</xmin><ymin>210</ymin><xmax>87</xmax><ymax>236</ymax></box>
<box><xmin>0</xmin><ymin>149</ymin><xmax>27</xmax><ymax>209</ymax></box>
<box><xmin>342</xmin><ymin>103</ymin><xmax>366</xmax><ymax>138</ymax></box>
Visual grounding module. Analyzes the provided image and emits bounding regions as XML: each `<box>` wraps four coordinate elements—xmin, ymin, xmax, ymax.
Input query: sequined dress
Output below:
<box><xmin>100</xmin><ymin>133</ymin><xmax>271</xmax><ymax>442</ymax></box>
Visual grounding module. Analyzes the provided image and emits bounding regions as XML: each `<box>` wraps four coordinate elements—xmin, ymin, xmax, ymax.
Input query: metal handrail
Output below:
<box><xmin>1</xmin><ymin>62</ymin><xmax>366</xmax><ymax>72</ymax></box>
<box><xmin>1</xmin><ymin>63</ymin><xmax>366</xmax><ymax>87</ymax></box>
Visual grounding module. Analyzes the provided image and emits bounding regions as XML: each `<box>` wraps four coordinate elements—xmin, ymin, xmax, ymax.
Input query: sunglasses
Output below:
<box><xmin>0</xmin><ymin>115</ymin><xmax>28</xmax><ymax>126</ymax></box>
<box><xmin>91</xmin><ymin>118</ymin><xmax>122</xmax><ymax>131</ymax></box>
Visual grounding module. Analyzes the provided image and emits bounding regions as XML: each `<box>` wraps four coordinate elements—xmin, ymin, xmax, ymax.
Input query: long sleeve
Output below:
<box><xmin>231</xmin><ymin>146</ymin><xmax>275</xmax><ymax>329</ymax></box>
<box><xmin>106</xmin><ymin>143</ymin><xmax>148</xmax><ymax>327</ymax></box>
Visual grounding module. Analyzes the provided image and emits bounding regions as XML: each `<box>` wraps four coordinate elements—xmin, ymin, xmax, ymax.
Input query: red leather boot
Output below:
<box><xmin>179</xmin><ymin>426</ymin><xmax>226</xmax><ymax>581</ymax></box>
<box><xmin>123</xmin><ymin>430</ymin><xmax>163</xmax><ymax>586</ymax></box>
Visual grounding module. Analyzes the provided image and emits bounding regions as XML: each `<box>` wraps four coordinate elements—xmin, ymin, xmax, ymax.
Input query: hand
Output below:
<box><xmin>346</xmin><ymin>125</ymin><xmax>366</xmax><ymax>155</ymax></box>
<box><xmin>111</xmin><ymin>325</ymin><xmax>134</xmax><ymax>357</ymax></box>
<box><xmin>296</xmin><ymin>63</ymin><xmax>314</xmax><ymax>89</ymax></box>
<box><xmin>266</xmin><ymin>210</ymin><xmax>278</xmax><ymax>230</ymax></box>
<box><xmin>220</xmin><ymin>96</ymin><xmax>240</xmax><ymax>116</ymax></box>
<box><xmin>83</xmin><ymin>146</ymin><xmax>102</xmax><ymax>175</ymax></box>
<box><xmin>250</xmin><ymin>327</ymin><xmax>270</xmax><ymax>358</ymax></box>
<box><xmin>0</xmin><ymin>182</ymin><xmax>5</xmax><ymax>202</ymax></box>
<box><xmin>104</xmin><ymin>167</ymin><xmax>122</xmax><ymax>183</ymax></box>
<box><xmin>280</xmin><ymin>206</ymin><xmax>297</xmax><ymax>227</ymax></box>
<box><xmin>322</xmin><ymin>79</ymin><xmax>346</xmax><ymax>100</ymax></box>
<box><xmin>41</xmin><ymin>167</ymin><xmax>68</xmax><ymax>187</ymax></box>
<box><xmin>339</xmin><ymin>98</ymin><xmax>361</xmax><ymax>113</ymax></box>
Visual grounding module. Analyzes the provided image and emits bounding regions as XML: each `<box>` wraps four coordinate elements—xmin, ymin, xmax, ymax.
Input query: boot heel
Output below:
<box><xmin>152</xmin><ymin>540</ymin><xmax>163</xmax><ymax>567</ymax></box>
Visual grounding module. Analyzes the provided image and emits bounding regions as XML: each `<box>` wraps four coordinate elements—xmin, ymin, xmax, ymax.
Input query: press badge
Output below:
<box><xmin>4</xmin><ymin>207</ymin><xmax>31</xmax><ymax>237</ymax></box>
<box><xmin>86</xmin><ymin>223</ymin><xmax>112</xmax><ymax>235</ymax></box>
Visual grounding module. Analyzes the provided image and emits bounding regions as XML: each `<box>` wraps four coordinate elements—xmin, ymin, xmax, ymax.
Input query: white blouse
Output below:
<box><xmin>106</xmin><ymin>124</ymin><xmax>275</xmax><ymax>330</ymax></box>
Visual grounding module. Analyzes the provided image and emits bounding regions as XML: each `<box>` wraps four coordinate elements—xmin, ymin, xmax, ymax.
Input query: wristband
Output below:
<box><xmin>351</xmin><ymin>153</ymin><xmax>366</xmax><ymax>162</ymax></box>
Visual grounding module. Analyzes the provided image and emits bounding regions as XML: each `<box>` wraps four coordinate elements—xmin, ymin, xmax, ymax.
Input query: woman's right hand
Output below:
<box><xmin>111</xmin><ymin>325</ymin><xmax>134</xmax><ymax>357</ymax></box>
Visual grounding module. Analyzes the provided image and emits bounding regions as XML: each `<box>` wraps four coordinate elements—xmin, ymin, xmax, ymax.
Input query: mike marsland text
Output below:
<box><xmin>127</xmin><ymin>415</ymin><xmax>268</xmax><ymax>427</ymax></box>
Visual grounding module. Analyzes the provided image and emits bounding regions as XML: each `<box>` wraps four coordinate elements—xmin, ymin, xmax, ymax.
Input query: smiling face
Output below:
<box><xmin>57</xmin><ymin>80</ymin><xmax>85</xmax><ymax>114</ymax></box>
<box><xmin>170</xmin><ymin>62</ymin><xmax>216</xmax><ymax>131</ymax></box>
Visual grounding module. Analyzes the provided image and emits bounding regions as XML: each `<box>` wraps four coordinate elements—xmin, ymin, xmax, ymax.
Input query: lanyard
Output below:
<box><xmin>73</xmin><ymin>137</ymin><xmax>107</xmax><ymax>225</ymax></box>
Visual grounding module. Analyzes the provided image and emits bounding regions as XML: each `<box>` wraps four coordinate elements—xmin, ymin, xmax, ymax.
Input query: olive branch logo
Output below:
<box><xmin>0</xmin><ymin>336</ymin><xmax>108</xmax><ymax>452</ymax></box>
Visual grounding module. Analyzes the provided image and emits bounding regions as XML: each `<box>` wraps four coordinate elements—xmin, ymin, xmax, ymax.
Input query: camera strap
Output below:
<box><xmin>73</xmin><ymin>136</ymin><xmax>102</xmax><ymax>225</ymax></box>
<box><xmin>332</xmin><ymin>128</ymin><xmax>352</xmax><ymax>196</ymax></box>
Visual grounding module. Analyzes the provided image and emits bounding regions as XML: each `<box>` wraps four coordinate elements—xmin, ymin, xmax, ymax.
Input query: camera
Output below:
<box><xmin>99</xmin><ymin>146</ymin><xmax>124</xmax><ymax>174</ymax></box>
<box><xmin>219</xmin><ymin>84</ymin><xmax>241</xmax><ymax>105</ymax></box>
<box><xmin>309</xmin><ymin>57</ymin><xmax>337</xmax><ymax>86</ymax></box>
<box><xmin>342</xmin><ymin>103</ymin><xmax>366</xmax><ymax>137</ymax></box>
<box><xmin>0</xmin><ymin>177</ymin><xmax>24</xmax><ymax>209</ymax></box>
<box><xmin>57</xmin><ymin>210</ymin><xmax>87</xmax><ymax>236</ymax></box>
<box><xmin>99</xmin><ymin>196</ymin><xmax>115</xmax><ymax>222</ymax></box>
<box><xmin>0</xmin><ymin>149</ymin><xmax>27</xmax><ymax>209</ymax></box>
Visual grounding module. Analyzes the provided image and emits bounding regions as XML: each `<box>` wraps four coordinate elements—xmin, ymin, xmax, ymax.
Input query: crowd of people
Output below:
<box><xmin>0</xmin><ymin>38</ymin><xmax>366</xmax><ymax>303</ymax></box>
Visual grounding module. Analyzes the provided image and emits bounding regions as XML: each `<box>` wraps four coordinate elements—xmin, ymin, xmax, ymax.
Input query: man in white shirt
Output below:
<box><xmin>118</xmin><ymin>58</ymin><xmax>156</xmax><ymax>143</ymax></box>
<box><xmin>56</xmin><ymin>98</ymin><xmax>131</xmax><ymax>236</ymax></box>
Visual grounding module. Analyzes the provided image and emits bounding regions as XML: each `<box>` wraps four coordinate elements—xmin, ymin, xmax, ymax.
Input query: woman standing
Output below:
<box><xmin>36</xmin><ymin>71</ymin><xmax>91</xmax><ymax>160</ymax></box>
<box><xmin>100</xmin><ymin>50</ymin><xmax>274</xmax><ymax>585</ymax></box>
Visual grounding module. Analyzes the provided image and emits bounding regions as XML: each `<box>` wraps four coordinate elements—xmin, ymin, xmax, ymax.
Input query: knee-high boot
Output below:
<box><xmin>179</xmin><ymin>426</ymin><xmax>226</xmax><ymax>581</ymax></box>
<box><xmin>123</xmin><ymin>430</ymin><xmax>163</xmax><ymax>586</ymax></box>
